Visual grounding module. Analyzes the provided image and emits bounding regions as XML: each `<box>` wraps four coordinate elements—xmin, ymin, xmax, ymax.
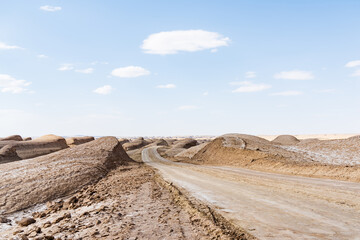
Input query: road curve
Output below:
<box><xmin>142</xmin><ymin>147</ymin><xmax>360</xmax><ymax>240</ymax></box>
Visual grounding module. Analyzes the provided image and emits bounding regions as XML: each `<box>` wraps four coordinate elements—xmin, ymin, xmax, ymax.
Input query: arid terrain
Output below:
<box><xmin>0</xmin><ymin>133</ymin><xmax>359</xmax><ymax>239</ymax></box>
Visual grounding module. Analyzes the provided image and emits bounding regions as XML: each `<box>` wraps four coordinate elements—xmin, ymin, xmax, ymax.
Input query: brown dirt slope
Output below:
<box><xmin>66</xmin><ymin>136</ymin><xmax>95</xmax><ymax>147</ymax></box>
<box><xmin>175</xmin><ymin>142</ymin><xmax>209</xmax><ymax>160</ymax></box>
<box><xmin>189</xmin><ymin>134</ymin><xmax>360</xmax><ymax>182</ymax></box>
<box><xmin>0</xmin><ymin>137</ymin><xmax>133</xmax><ymax>214</ymax></box>
<box><xmin>0</xmin><ymin>165</ymin><xmax>250</xmax><ymax>239</ymax></box>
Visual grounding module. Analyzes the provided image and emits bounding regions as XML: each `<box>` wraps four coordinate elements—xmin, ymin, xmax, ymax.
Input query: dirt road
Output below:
<box><xmin>142</xmin><ymin>147</ymin><xmax>360</xmax><ymax>240</ymax></box>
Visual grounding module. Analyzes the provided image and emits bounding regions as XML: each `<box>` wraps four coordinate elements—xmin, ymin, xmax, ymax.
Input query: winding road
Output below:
<box><xmin>142</xmin><ymin>147</ymin><xmax>360</xmax><ymax>240</ymax></box>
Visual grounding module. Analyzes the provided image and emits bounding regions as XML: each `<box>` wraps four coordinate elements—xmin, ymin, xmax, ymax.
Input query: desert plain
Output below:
<box><xmin>0</xmin><ymin>133</ymin><xmax>360</xmax><ymax>240</ymax></box>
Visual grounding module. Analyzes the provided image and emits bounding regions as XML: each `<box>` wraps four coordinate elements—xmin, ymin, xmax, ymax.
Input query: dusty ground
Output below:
<box><xmin>0</xmin><ymin>164</ymin><xmax>243</xmax><ymax>240</ymax></box>
<box><xmin>143</xmin><ymin>147</ymin><xmax>360</xmax><ymax>240</ymax></box>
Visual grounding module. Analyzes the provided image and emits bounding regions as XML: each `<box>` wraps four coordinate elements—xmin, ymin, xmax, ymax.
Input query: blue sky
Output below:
<box><xmin>0</xmin><ymin>0</ymin><xmax>359</xmax><ymax>137</ymax></box>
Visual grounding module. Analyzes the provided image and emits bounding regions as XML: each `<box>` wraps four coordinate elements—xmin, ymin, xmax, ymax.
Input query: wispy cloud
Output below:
<box><xmin>156</xmin><ymin>84</ymin><xmax>176</xmax><ymax>89</ymax></box>
<box><xmin>0</xmin><ymin>42</ymin><xmax>21</xmax><ymax>50</ymax></box>
<box><xmin>203</xmin><ymin>91</ymin><xmax>209</xmax><ymax>96</ymax></box>
<box><xmin>58</xmin><ymin>64</ymin><xmax>74</xmax><ymax>71</ymax></box>
<box><xmin>0</xmin><ymin>74</ymin><xmax>31</xmax><ymax>94</ymax></box>
<box><xmin>93</xmin><ymin>85</ymin><xmax>113</xmax><ymax>95</ymax></box>
<box><xmin>274</xmin><ymin>70</ymin><xmax>314</xmax><ymax>80</ymax></box>
<box><xmin>111</xmin><ymin>66</ymin><xmax>150</xmax><ymax>78</ymax></box>
<box><xmin>345</xmin><ymin>60</ymin><xmax>360</xmax><ymax>68</ymax></box>
<box><xmin>245</xmin><ymin>71</ymin><xmax>256</xmax><ymax>79</ymax></box>
<box><xmin>231</xmin><ymin>81</ymin><xmax>271</xmax><ymax>93</ymax></box>
<box><xmin>40</xmin><ymin>5</ymin><xmax>62</xmax><ymax>12</ymax></box>
<box><xmin>75</xmin><ymin>68</ymin><xmax>94</xmax><ymax>74</ymax></box>
<box><xmin>178</xmin><ymin>105</ymin><xmax>199</xmax><ymax>110</ymax></box>
<box><xmin>270</xmin><ymin>91</ymin><xmax>303</xmax><ymax>96</ymax></box>
<box><xmin>141</xmin><ymin>30</ymin><xmax>230</xmax><ymax>55</ymax></box>
<box><xmin>37</xmin><ymin>54</ymin><xmax>48</xmax><ymax>59</ymax></box>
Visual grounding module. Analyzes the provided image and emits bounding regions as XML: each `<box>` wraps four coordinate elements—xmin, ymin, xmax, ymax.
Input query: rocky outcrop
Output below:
<box><xmin>0</xmin><ymin>134</ymin><xmax>68</xmax><ymax>160</ymax></box>
<box><xmin>24</xmin><ymin>137</ymin><xmax>32</xmax><ymax>141</ymax></box>
<box><xmin>66</xmin><ymin>136</ymin><xmax>95</xmax><ymax>147</ymax></box>
<box><xmin>0</xmin><ymin>137</ymin><xmax>133</xmax><ymax>214</ymax></box>
<box><xmin>0</xmin><ymin>135</ymin><xmax>23</xmax><ymax>141</ymax></box>
<box><xmin>0</xmin><ymin>145</ymin><xmax>21</xmax><ymax>163</ymax></box>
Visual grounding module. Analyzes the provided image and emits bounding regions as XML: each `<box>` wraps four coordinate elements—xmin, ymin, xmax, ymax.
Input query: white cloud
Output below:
<box><xmin>37</xmin><ymin>54</ymin><xmax>48</xmax><ymax>58</ymax></box>
<box><xmin>351</xmin><ymin>69</ymin><xmax>360</xmax><ymax>77</ymax></box>
<box><xmin>210</xmin><ymin>49</ymin><xmax>218</xmax><ymax>53</ymax></box>
<box><xmin>231</xmin><ymin>81</ymin><xmax>271</xmax><ymax>93</ymax></box>
<box><xmin>93</xmin><ymin>85</ymin><xmax>113</xmax><ymax>95</ymax></box>
<box><xmin>0</xmin><ymin>42</ymin><xmax>21</xmax><ymax>50</ymax></box>
<box><xmin>111</xmin><ymin>66</ymin><xmax>150</xmax><ymax>78</ymax></box>
<box><xmin>76</xmin><ymin>68</ymin><xmax>94</xmax><ymax>74</ymax></box>
<box><xmin>141</xmin><ymin>30</ymin><xmax>230</xmax><ymax>55</ymax></box>
<box><xmin>245</xmin><ymin>71</ymin><xmax>256</xmax><ymax>79</ymax></box>
<box><xmin>345</xmin><ymin>60</ymin><xmax>360</xmax><ymax>68</ymax></box>
<box><xmin>270</xmin><ymin>91</ymin><xmax>303</xmax><ymax>96</ymax></box>
<box><xmin>203</xmin><ymin>91</ymin><xmax>209</xmax><ymax>96</ymax></box>
<box><xmin>274</xmin><ymin>70</ymin><xmax>314</xmax><ymax>80</ymax></box>
<box><xmin>58</xmin><ymin>64</ymin><xmax>74</xmax><ymax>71</ymax></box>
<box><xmin>0</xmin><ymin>74</ymin><xmax>31</xmax><ymax>94</ymax></box>
<box><xmin>156</xmin><ymin>84</ymin><xmax>176</xmax><ymax>89</ymax></box>
<box><xmin>40</xmin><ymin>5</ymin><xmax>62</xmax><ymax>12</ymax></box>
<box><xmin>178</xmin><ymin>105</ymin><xmax>199</xmax><ymax>110</ymax></box>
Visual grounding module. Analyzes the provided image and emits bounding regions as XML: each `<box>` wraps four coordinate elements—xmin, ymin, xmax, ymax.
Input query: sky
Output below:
<box><xmin>0</xmin><ymin>0</ymin><xmax>360</xmax><ymax>137</ymax></box>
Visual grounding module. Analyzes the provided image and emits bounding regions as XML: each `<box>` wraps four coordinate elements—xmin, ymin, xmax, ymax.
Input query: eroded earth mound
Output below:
<box><xmin>0</xmin><ymin>145</ymin><xmax>21</xmax><ymax>163</ymax></box>
<box><xmin>0</xmin><ymin>135</ymin><xmax>23</xmax><ymax>141</ymax></box>
<box><xmin>272</xmin><ymin>135</ymin><xmax>300</xmax><ymax>145</ymax></box>
<box><xmin>0</xmin><ymin>134</ymin><xmax>68</xmax><ymax>161</ymax></box>
<box><xmin>66</xmin><ymin>136</ymin><xmax>95</xmax><ymax>147</ymax></box>
<box><xmin>122</xmin><ymin>138</ymin><xmax>149</xmax><ymax>151</ymax></box>
<box><xmin>0</xmin><ymin>137</ymin><xmax>132</xmax><ymax>214</ymax></box>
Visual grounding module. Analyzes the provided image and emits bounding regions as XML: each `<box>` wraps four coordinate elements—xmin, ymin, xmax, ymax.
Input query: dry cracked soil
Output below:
<box><xmin>0</xmin><ymin>163</ymin><xmax>243</xmax><ymax>240</ymax></box>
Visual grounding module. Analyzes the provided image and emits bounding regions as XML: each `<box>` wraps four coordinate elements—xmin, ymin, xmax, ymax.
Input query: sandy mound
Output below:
<box><xmin>0</xmin><ymin>135</ymin><xmax>23</xmax><ymax>141</ymax></box>
<box><xmin>0</xmin><ymin>145</ymin><xmax>21</xmax><ymax>163</ymax></box>
<box><xmin>173</xmin><ymin>138</ymin><xmax>198</xmax><ymax>149</ymax></box>
<box><xmin>123</xmin><ymin>138</ymin><xmax>149</xmax><ymax>151</ymax></box>
<box><xmin>272</xmin><ymin>135</ymin><xmax>300</xmax><ymax>145</ymax></box>
<box><xmin>165</xmin><ymin>138</ymin><xmax>177</xmax><ymax>145</ymax></box>
<box><xmin>174</xmin><ymin>142</ymin><xmax>209</xmax><ymax>160</ymax></box>
<box><xmin>149</xmin><ymin>139</ymin><xmax>168</xmax><ymax>147</ymax></box>
<box><xmin>164</xmin><ymin>147</ymin><xmax>187</xmax><ymax>157</ymax></box>
<box><xmin>0</xmin><ymin>137</ymin><xmax>132</xmax><ymax>214</ymax></box>
<box><xmin>192</xmin><ymin>134</ymin><xmax>273</xmax><ymax>166</ymax></box>
<box><xmin>66</xmin><ymin>136</ymin><xmax>95</xmax><ymax>147</ymax></box>
<box><xmin>0</xmin><ymin>135</ymin><xmax>68</xmax><ymax>161</ymax></box>
<box><xmin>190</xmin><ymin>133</ymin><xmax>316</xmax><ymax>166</ymax></box>
<box><xmin>118</xmin><ymin>138</ymin><xmax>130</xmax><ymax>145</ymax></box>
